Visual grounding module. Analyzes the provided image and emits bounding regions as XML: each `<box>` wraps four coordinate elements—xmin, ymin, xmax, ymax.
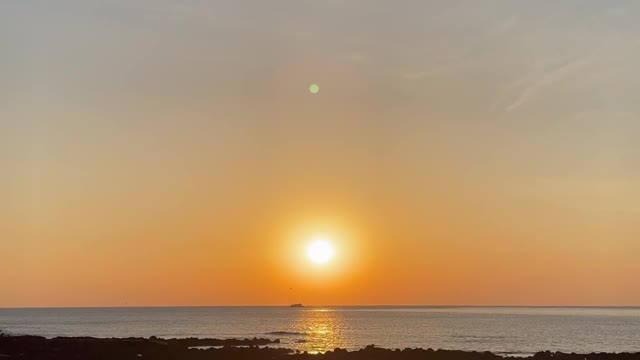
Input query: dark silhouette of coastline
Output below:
<box><xmin>1</xmin><ymin>334</ymin><xmax>640</xmax><ymax>360</ymax></box>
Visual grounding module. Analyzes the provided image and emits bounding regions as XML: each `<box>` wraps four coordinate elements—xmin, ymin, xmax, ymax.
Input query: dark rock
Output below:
<box><xmin>1</xmin><ymin>334</ymin><xmax>640</xmax><ymax>360</ymax></box>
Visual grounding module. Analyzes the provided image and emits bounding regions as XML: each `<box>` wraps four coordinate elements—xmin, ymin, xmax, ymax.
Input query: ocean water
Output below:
<box><xmin>1</xmin><ymin>307</ymin><xmax>640</xmax><ymax>356</ymax></box>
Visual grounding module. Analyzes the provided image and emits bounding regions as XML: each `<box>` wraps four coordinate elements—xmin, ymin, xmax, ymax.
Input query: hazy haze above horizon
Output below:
<box><xmin>1</xmin><ymin>0</ymin><xmax>639</xmax><ymax>307</ymax></box>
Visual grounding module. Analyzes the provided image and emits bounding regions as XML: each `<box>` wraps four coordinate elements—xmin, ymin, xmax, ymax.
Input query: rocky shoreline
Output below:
<box><xmin>1</xmin><ymin>334</ymin><xmax>639</xmax><ymax>360</ymax></box>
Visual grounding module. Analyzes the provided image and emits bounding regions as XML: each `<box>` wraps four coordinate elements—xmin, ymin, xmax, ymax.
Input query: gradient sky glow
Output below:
<box><xmin>1</xmin><ymin>0</ymin><xmax>639</xmax><ymax>307</ymax></box>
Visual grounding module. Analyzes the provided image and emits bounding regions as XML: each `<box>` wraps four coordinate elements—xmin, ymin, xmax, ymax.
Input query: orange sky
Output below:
<box><xmin>1</xmin><ymin>1</ymin><xmax>639</xmax><ymax>307</ymax></box>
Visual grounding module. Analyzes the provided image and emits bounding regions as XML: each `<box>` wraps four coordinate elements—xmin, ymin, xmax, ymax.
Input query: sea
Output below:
<box><xmin>1</xmin><ymin>307</ymin><xmax>639</xmax><ymax>356</ymax></box>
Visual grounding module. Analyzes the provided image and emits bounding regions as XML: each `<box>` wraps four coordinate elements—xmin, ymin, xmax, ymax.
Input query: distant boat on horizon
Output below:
<box><xmin>290</xmin><ymin>303</ymin><xmax>304</xmax><ymax>308</ymax></box>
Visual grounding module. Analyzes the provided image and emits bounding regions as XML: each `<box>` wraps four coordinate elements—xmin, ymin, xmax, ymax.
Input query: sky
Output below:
<box><xmin>1</xmin><ymin>0</ymin><xmax>639</xmax><ymax>307</ymax></box>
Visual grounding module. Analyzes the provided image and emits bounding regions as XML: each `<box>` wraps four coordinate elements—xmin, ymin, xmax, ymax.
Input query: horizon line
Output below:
<box><xmin>2</xmin><ymin>304</ymin><xmax>640</xmax><ymax>310</ymax></box>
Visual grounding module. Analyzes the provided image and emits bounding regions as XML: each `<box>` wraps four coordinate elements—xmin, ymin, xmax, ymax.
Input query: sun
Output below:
<box><xmin>307</xmin><ymin>238</ymin><xmax>335</xmax><ymax>264</ymax></box>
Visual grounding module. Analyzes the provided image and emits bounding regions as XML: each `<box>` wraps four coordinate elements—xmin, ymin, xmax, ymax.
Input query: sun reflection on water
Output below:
<box><xmin>291</xmin><ymin>308</ymin><xmax>347</xmax><ymax>354</ymax></box>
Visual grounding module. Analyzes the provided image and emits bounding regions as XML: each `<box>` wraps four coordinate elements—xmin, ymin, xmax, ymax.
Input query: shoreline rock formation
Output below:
<box><xmin>1</xmin><ymin>334</ymin><xmax>639</xmax><ymax>360</ymax></box>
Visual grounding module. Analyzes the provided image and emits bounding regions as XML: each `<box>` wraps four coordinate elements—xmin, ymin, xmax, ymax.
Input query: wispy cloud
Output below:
<box><xmin>503</xmin><ymin>56</ymin><xmax>592</xmax><ymax>113</ymax></box>
<box><xmin>339</xmin><ymin>52</ymin><xmax>371</xmax><ymax>65</ymax></box>
<box><xmin>494</xmin><ymin>15</ymin><xmax>520</xmax><ymax>34</ymax></box>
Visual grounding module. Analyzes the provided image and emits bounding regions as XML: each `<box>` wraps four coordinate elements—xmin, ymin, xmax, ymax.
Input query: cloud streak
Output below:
<box><xmin>503</xmin><ymin>56</ymin><xmax>592</xmax><ymax>113</ymax></box>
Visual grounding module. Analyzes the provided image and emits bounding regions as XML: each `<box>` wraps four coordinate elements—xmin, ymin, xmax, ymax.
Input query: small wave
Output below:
<box><xmin>265</xmin><ymin>331</ymin><xmax>307</xmax><ymax>336</ymax></box>
<box><xmin>451</xmin><ymin>334</ymin><xmax>505</xmax><ymax>340</ymax></box>
<box><xmin>494</xmin><ymin>351</ymin><xmax>534</xmax><ymax>358</ymax></box>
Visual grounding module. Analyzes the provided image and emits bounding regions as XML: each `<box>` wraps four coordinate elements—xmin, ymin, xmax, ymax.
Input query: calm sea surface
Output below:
<box><xmin>1</xmin><ymin>307</ymin><xmax>639</xmax><ymax>356</ymax></box>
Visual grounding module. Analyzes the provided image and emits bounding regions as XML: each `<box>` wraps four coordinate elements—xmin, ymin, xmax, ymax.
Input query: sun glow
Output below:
<box><xmin>307</xmin><ymin>238</ymin><xmax>335</xmax><ymax>264</ymax></box>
